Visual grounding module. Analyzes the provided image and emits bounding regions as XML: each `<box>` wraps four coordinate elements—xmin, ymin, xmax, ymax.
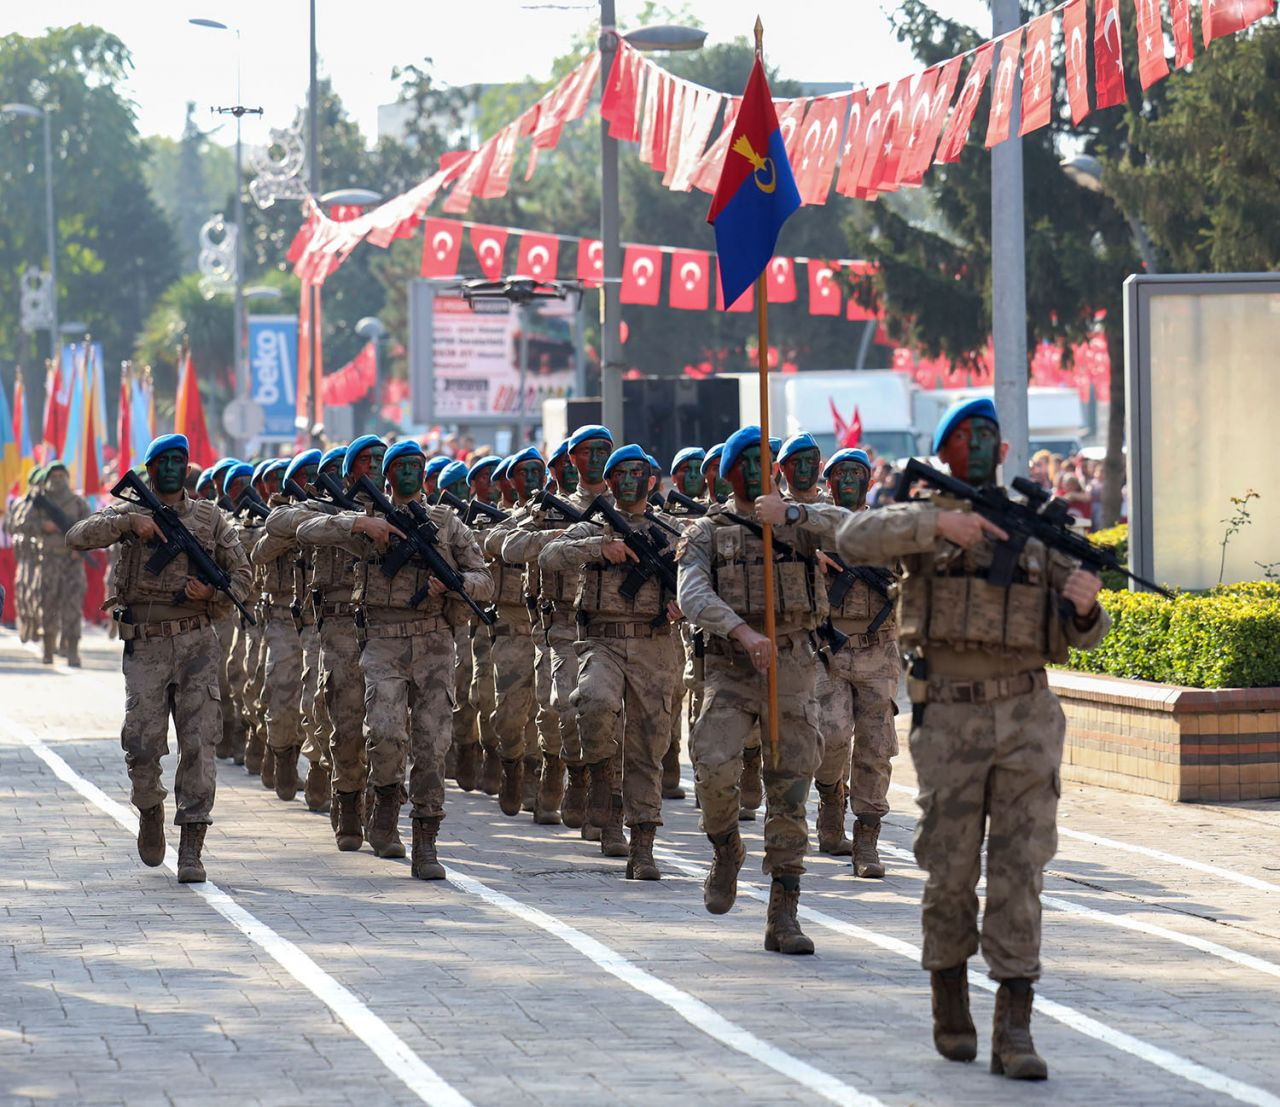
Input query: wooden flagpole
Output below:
<box><xmin>753</xmin><ymin>16</ymin><xmax>780</xmax><ymax>771</ymax></box>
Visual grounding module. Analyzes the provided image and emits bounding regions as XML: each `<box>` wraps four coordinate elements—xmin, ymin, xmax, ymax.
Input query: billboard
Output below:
<box><xmin>247</xmin><ymin>315</ymin><xmax>298</xmax><ymax>441</ymax></box>
<box><xmin>409</xmin><ymin>281</ymin><xmax>579</xmax><ymax>424</ymax></box>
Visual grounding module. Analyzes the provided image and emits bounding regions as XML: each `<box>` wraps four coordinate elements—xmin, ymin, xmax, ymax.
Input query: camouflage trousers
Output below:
<box><xmin>469</xmin><ymin>628</ymin><xmax>499</xmax><ymax>754</ymax></box>
<box><xmin>319</xmin><ymin>615</ymin><xmax>366</xmax><ymax>794</ymax></box>
<box><xmin>16</xmin><ymin>550</ymin><xmax>38</xmax><ymax>639</ymax></box>
<box><xmin>39</xmin><ymin>550</ymin><xmax>83</xmax><ymax>655</ymax></box>
<box><xmin>262</xmin><ymin>611</ymin><xmax>304</xmax><ymax>753</ymax></box>
<box><xmin>489</xmin><ymin>615</ymin><xmax>537</xmax><ymax>761</ymax></box>
<box><xmin>120</xmin><ymin>624</ymin><xmax>221</xmax><ymax>824</ymax></box>
<box><xmin>211</xmin><ymin>614</ymin><xmax>242</xmax><ymax>750</ymax></box>
<box><xmin>909</xmin><ymin>682</ymin><xmax>1066</xmax><ymax>981</ymax></box>
<box><xmin>546</xmin><ymin>619</ymin><xmax>583</xmax><ymax>764</ymax></box>
<box><xmin>452</xmin><ymin>625</ymin><xmax>477</xmax><ymax>747</ymax></box>
<box><xmin>690</xmin><ymin>633</ymin><xmax>822</xmax><ymax>875</ymax></box>
<box><xmin>667</xmin><ymin>632</ymin><xmax>686</xmax><ymax>756</ymax></box>
<box><xmin>815</xmin><ymin>635</ymin><xmax>901</xmax><ymax>817</ymax></box>
<box><xmin>360</xmin><ymin>625</ymin><xmax>456</xmax><ymax>819</ymax></box>
<box><xmin>228</xmin><ymin>619</ymin><xmax>257</xmax><ymax>729</ymax></box>
<box><xmin>569</xmin><ymin>630</ymin><xmax>678</xmax><ymax>827</ymax></box>
<box><xmin>299</xmin><ymin>622</ymin><xmax>329</xmax><ymax>769</ymax></box>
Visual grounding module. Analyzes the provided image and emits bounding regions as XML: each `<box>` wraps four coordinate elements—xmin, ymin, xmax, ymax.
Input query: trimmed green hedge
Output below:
<box><xmin>1089</xmin><ymin>524</ymin><xmax>1129</xmax><ymax>591</ymax></box>
<box><xmin>1066</xmin><ymin>586</ymin><xmax>1280</xmax><ymax>689</ymax></box>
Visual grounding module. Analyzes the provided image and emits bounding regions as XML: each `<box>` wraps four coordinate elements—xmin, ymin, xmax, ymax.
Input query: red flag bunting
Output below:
<box><xmin>691</xmin><ymin>97</ymin><xmax>741</xmax><ymax>194</ymax></box>
<box><xmin>478</xmin><ymin>121</ymin><xmax>520</xmax><ymax>200</ymax></box>
<box><xmin>766</xmin><ymin>257</ymin><xmax>797</xmax><ymax>303</ymax></box>
<box><xmin>515</xmin><ymin>233</ymin><xmax>560</xmax><ymax>280</ymax></box>
<box><xmin>792</xmin><ymin>96</ymin><xmax>847</xmax><ymax>206</ymax></box>
<box><xmin>834</xmin><ymin>88</ymin><xmax>871</xmax><ymax>198</ymax></box>
<box><xmin>1134</xmin><ymin>0</ymin><xmax>1171</xmax><ymax>89</ymax></box>
<box><xmin>935</xmin><ymin>43</ymin><xmax>995</xmax><ymax>164</ymax></box>
<box><xmin>863</xmin><ymin>78</ymin><xmax>913</xmax><ymax>196</ymax></box>
<box><xmin>1095</xmin><ymin>0</ymin><xmax>1128</xmax><ymax>109</ymax></box>
<box><xmin>844</xmin><ymin>261</ymin><xmax>877</xmax><ymax>322</ymax></box>
<box><xmin>905</xmin><ymin>59</ymin><xmax>963</xmax><ymax>185</ymax></box>
<box><xmin>986</xmin><ymin>28</ymin><xmax>1023</xmax><ymax>148</ymax></box>
<box><xmin>620</xmin><ymin>245</ymin><xmax>663</xmax><ymax>306</ymax></box>
<box><xmin>577</xmin><ymin>238</ymin><xmax>603</xmax><ymax>288</ymax></box>
<box><xmin>668</xmin><ymin>249</ymin><xmax>710</xmax><ymax>310</ymax></box>
<box><xmin>1170</xmin><ymin>0</ymin><xmax>1196</xmax><ymax>67</ymax></box>
<box><xmin>1020</xmin><ymin>12</ymin><xmax>1055</xmax><ymax>135</ymax></box>
<box><xmin>421</xmin><ymin>218</ymin><xmax>463</xmax><ymax>278</ymax></box>
<box><xmin>807</xmin><ymin>260</ymin><xmax>843</xmax><ymax>317</ymax></box>
<box><xmin>898</xmin><ymin>69</ymin><xmax>939</xmax><ymax>187</ymax></box>
<box><xmin>1063</xmin><ymin>0</ymin><xmax>1092</xmax><ymax>124</ymax></box>
<box><xmin>850</xmin><ymin>84</ymin><xmax>889</xmax><ymax>199</ymax></box>
<box><xmin>469</xmin><ymin>224</ymin><xmax>509</xmax><ymax>280</ymax></box>
<box><xmin>601</xmin><ymin>43</ymin><xmax>643</xmax><ymax>141</ymax></box>
<box><xmin>775</xmin><ymin>99</ymin><xmax>808</xmax><ymax>165</ymax></box>
<box><xmin>320</xmin><ymin>341</ymin><xmax>376</xmax><ymax>406</ymax></box>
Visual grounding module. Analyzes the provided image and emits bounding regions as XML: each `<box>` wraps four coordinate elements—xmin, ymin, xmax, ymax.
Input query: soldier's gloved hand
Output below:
<box><xmin>353</xmin><ymin>516</ymin><xmax>405</xmax><ymax>548</ymax></box>
<box><xmin>1061</xmin><ymin>568</ymin><xmax>1102</xmax><ymax>619</ymax></box>
<box><xmin>426</xmin><ymin>578</ymin><xmax>449</xmax><ymax>597</ymax></box>
<box><xmin>128</xmin><ymin>514</ymin><xmax>163</xmax><ymax>543</ymax></box>
<box><xmin>601</xmin><ymin>540</ymin><xmax>639</xmax><ymax>565</ymax></box>
<box><xmin>936</xmin><ymin>511</ymin><xmax>1008</xmax><ymax>549</ymax></box>
<box><xmin>752</xmin><ymin>491</ymin><xmax>787</xmax><ymax>526</ymax></box>
<box><xmin>184</xmin><ymin>577</ymin><xmax>215</xmax><ymax>601</ymax></box>
<box><xmin>730</xmin><ymin>624</ymin><xmax>777</xmax><ymax>674</ymax></box>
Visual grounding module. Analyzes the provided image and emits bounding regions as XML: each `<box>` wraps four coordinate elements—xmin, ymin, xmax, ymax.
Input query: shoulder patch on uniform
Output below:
<box><xmin>675</xmin><ymin>534</ymin><xmax>691</xmax><ymax>562</ymax></box>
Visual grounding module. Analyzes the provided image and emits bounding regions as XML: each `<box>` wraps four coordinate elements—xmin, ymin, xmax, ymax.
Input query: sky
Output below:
<box><xmin>10</xmin><ymin>1</ymin><xmax>990</xmax><ymax>149</ymax></box>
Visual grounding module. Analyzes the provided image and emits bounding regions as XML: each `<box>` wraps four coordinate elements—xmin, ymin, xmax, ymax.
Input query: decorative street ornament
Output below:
<box><xmin>19</xmin><ymin>266</ymin><xmax>53</xmax><ymax>331</ymax></box>
<box><xmin>249</xmin><ymin>110</ymin><xmax>310</xmax><ymax>210</ymax></box>
<box><xmin>198</xmin><ymin>214</ymin><xmax>237</xmax><ymax>300</ymax></box>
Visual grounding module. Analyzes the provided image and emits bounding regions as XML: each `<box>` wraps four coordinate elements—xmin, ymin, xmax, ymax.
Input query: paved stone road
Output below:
<box><xmin>3</xmin><ymin>629</ymin><xmax>1279</xmax><ymax>1106</ymax></box>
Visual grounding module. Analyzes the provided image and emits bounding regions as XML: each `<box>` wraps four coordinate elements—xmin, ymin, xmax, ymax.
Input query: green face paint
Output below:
<box><xmin>367</xmin><ymin>445</ymin><xmax>387</xmax><ymax>485</ymax></box>
<box><xmin>786</xmin><ymin>448</ymin><xmax>821</xmax><ymax>493</ymax></box>
<box><xmin>150</xmin><ymin>450</ymin><xmax>189</xmax><ymax>495</ymax></box>
<box><xmin>829</xmin><ymin>461</ymin><xmax>869</xmax><ymax>509</ymax></box>
<box><xmin>677</xmin><ymin>464</ymin><xmax>706</xmax><ymax>498</ymax></box>
<box><xmin>609</xmin><ymin>460</ymin><xmax>650</xmax><ymax>507</ymax></box>
<box><xmin>390</xmin><ymin>456</ymin><xmax>424</xmax><ymax>497</ymax></box>
<box><xmin>574</xmin><ymin>439</ymin><xmax>612</xmax><ymax>485</ymax></box>
<box><xmin>959</xmin><ymin>417</ymin><xmax>1001</xmax><ymax>486</ymax></box>
<box><xmin>558</xmin><ymin>460</ymin><xmax>579</xmax><ymax>494</ymax></box>
<box><xmin>730</xmin><ymin>445</ymin><xmax>764</xmax><ymax>502</ymax></box>
<box><xmin>514</xmin><ymin>459</ymin><xmax>545</xmax><ymax>499</ymax></box>
<box><xmin>442</xmin><ymin>479</ymin><xmax>468</xmax><ymax>500</ymax></box>
<box><xmin>296</xmin><ymin>463</ymin><xmax>319</xmax><ymax>492</ymax></box>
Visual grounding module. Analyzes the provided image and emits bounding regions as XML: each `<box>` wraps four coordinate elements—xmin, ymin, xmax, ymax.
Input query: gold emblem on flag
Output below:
<box><xmin>731</xmin><ymin>135</ymin><xmax>777</xmax><ymax>194</ymax></box>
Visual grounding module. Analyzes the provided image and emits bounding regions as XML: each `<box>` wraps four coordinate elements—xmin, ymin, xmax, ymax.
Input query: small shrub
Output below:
<box><xmin>1089</xmin><ymin>524</ymin><xmax>1129</xmax><ymax>591</ymax></box>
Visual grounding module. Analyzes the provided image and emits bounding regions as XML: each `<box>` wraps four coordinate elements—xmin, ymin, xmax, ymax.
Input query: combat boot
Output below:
<box><xmin>260</xmin><ymin>745</ymin><xmax>276</xmax><ymax>790</ymax></box>
<box><xmin>703</xmin><ymin>829</ymin><xmax>745</xmax><ymax>915</ymax></box>
<box><xmin>600</xmin><ymin>794</ymin><xmax>629</xmax><ymax>859</ymax></box>
<box><xmin>42</xmin><ymin>642</ymin><xmax>54</xmax><ymax>665</ymax></box>
<box><xmin>585</xmin><ymin>759</ymin><xmax>613</xmax><ymax>848</ymax></box>
<box><xmin>367</xmin><ymin>784</ymin><xmax>406</xmax><ymax>859</ymax></box>
<box><xmin>764</xmin><ymin>874</ymin><xmax>815</xmax><ymax>955</ymax></box>
<box><xmin>480</xmin><ymin>748</ymin><xmax>501</xmax><ymax>795</ymax></box>
<box><xmin>65</xmin><ymin>648</ymin><xmax>81</xmax><ymax>668</ymax></box>
<box><xmin>661</xmin><ymin>744</ymin><xmax>685</xmax><ymax>799</ymax></box>
<box><xmin>499</xmin><ymin>758</ymin><xmax>524</xmax><ymax>817</ymax></box>
<box><xmin>176</xmin><ymin>823</ymin><xmax>207</xmax><ymax>884</ymax></box>
<box><xmin>444</xmin><ymin>741</ymin><xmax>458</xmax><ymax>781</ymax></box>
<box><xmin>991</xmin><ymin>979</ymin><xmax>1048</xmax><ymax>1080</ymax></box>
<box><xmin>930</xmin><ymin>964</ymin><xmax>977</xmax><ymax>1062</ymax></box>
<box><xmin>852</xmin><ymin>815</ymin><xmax>886</xmax><ymax>878</ymax></box>
<box><xmin>411</xmin><ymin>817</ymin><xmax>446</xmax><ymax>880</ymax></box>
<box><xmin>304</xmin><ymin>761</ymin><xmax>331</xmax><ymax>813</ymax></box>
<box><xmin>362</xmin><ymin>782</ymin><xmax>375</xmax><ymax>833</ymax></box>
<box><xmin>739</xmin><ymin>745</ymin><xmax>763</xmax><ymax>820</ymax></box>
<box><xmin>215</xmin><ymin>733</ymin><xmax>235</xmax><ymax>760</ymax></box>
<box><xmin>561</xmin><ymin>765</ymin><xmax>588</xmax><ymax>829</ymax></box>
<box><xmin>136</xmin><ymin>803</ymin><xmax>166</xmax><ymax>867</ymax></box>
<box><xmin>534</xmin><ymin>754</ymin><xmax>564</xmax><ymax>825</ymax></box>
<box><xmin>244</xmin><ymin>732</ymin><xmax>264</xmax><ymax>775</ymax></box>
<box><xmin>815</xmin><ymin>781</ymin><xmax>853</xmax><ymax>856</ymax></box>
<box><xmin>521</xmin><ymin>754</ymin><xmax>540</xmax><ymax>812</ymax></box>
<box><xmin>274</xmin><ymin>746</ymin><xmax>301</xmax><ymax>802</ymax></box>
<box><xmin>334</xmin><ymin>790</ymin><xmax>364</xmax><ymax>852</ymax></box>
<box><xmin>454</xmin><ymin>742</ymin><xmax>480</xmax><ymax>792</ymax></box>
<box><xmin>626</xmin><ymin>822</ymin><xmax>661</xmax><ymax>880</ymax></box>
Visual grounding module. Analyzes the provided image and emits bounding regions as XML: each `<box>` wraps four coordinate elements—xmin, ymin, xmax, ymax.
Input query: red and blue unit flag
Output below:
<box><xmin>707</xmin><ymin>57</ymin><xmax>801</xmax><ymax>310</ymax></box>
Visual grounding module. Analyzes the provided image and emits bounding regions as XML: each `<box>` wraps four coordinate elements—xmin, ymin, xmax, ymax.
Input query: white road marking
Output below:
<box><xmin>6</xmin><ymin>713</ymin><xmax>472</xmax><ymax>1107</ymax></box>
<box><xmin>654</xmin><ymin>848</ymin><xmax>1280</xmax><ymax>1107</ymax></box>
<box><xmin>442</xmin><ymin>863</ymin><xmax>883</xmax><ymax>1107</ymax></box>
<box><xmin>888</xmin><ymin>781</ymin><xmax>1280</xmax><ymax>894</ymax></box>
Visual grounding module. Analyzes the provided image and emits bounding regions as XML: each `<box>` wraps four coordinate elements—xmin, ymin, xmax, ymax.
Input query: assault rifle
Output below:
<box><xmin>895</xmin><ymin>458</ymin><xmax>1172</xmax><ymax>597</ymax></box>
<box><xmin>281</xmin><ymin>476</ymin><xmax>344</xmax><ymax>516</ymax></box>
<box><xmin>233</xmin><ymin>484</ymin><xmax>271</xmax><ymax>521</ymax></box>
<box><xmin>824</xmin><ymin>551</ymin><xmax>896</xmax><ymax>636</ymax></box>
<box><xmin>582</xmin><ymin>495</ymin><xmax>679</xmax><ymax>602</ymax></box>
<box><xmin>32</xmin><ymin>492</ymin><xmax>75</xmax><ymax>533</ymax></box>
<box><xmin>314</xmin><ymin>472</ymin><xmax>362</xmax><ymax>512</ymax></box>
<box><xmin>465</xmin><ymin>498</ymin><xmax>508</xmax><ymax>526</ymax></box>
<box><xmin>353</xmin><ymin>474</ymin><xmax>497</xmax><ymax>625</ymax></box>
<box><xmin>534</xmin><ymin>488</ymin><xmax>586</xmax><ymax>523</ymax></box>
<box><xmin>111</xmin><ymin>469</ymin><xmax>255</xmax><ymax>624</ymax></box>
<box><xmin>664</xmin><ymin>488</ymin><xmax>707</xmax><ymax>516</ymax></box>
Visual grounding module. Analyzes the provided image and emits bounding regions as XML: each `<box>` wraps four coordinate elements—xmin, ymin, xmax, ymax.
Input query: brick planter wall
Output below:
<box><xmin>1047</xmin><ymin>670</ymin><xmax>1280</xmax><ymax>802</ymax></box>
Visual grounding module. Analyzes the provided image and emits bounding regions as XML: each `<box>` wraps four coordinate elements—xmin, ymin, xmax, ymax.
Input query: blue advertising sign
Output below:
<box><xmin>247</xmin><ymin>315</ymin><xmax>298</xmax><ymax>441</ymax></box>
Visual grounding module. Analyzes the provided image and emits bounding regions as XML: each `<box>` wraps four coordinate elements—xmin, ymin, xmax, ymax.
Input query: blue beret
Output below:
<box><xmin>823</xmin><ymin>448</ymin><xmax>872</xmax><ymax>479</ymax></box>
<box><xmin>144</xmin><ymin>434</ymin><xmax>189</xmax><ymax>464</ymax></box>
<box><xmin>439</xmin><ymin>461</ymin><xmax>469</xmax><ymax>490</ymax></box>
<box><xmin>319</xmin><ymin>445</ymin><xmax>347</xmax><ymax>472</ymax></box>
<box><xmin>266</xmin><ymin>458</ymin><xmax>288</xmax><ymax>476</ymax></box>
<box><xmin>209</xmin><ymin>456</ymin><xmax>240</xmax><ymax>482</ymax></box>
<box><xmin>700</xmin><ymin>443</ymin><xmax>726</xmax><ymax>476</ymax></box>
<box><xmin>933</xmin><ymin>397</ymin><xmax>999</xmax><ymax>455</ymax></box>
<box><xmin>467</xmin><ymin>455</ymin><xmax>502</xmax><ymax>482</ymax></box>
<box><xmin>342</xmin><ymin>434</ymin><xmax>386</xmax><ymax>478</ymax></box>
<box><xmin>196</xmin><ymin>467</ymin><xmax>214</xmax><ymax>491</ymax></box>
<box><xmin>721</xmin><ymin>426</ymin><xmax>762</xmax><ymax>476</ymax></box>
<box><xmin>646</xmin><ymin>453</ymin><xmax>661</xmax><ymax>474</ymax></box>
<box><xmin>603</xmin><ymin>443</ymin><xmax>650</xmax><ymax>478</ymax></box>
<box><xmin>492</xmin><ymin>456</ymin><xmax>513</xmax><ymax>481</ymax></box>
<box><xmin>671</xmin><ymin>446</ymin><xmax>705</xmax><ymax>473</ymax></box>
<box><xmin>778</xmin><ymin>432</ymin><xmax>819</xmax><ymax>464</ymax></box>
<box><xmin>768</xmin><ymin>436</ymin><xmax>782</xmax><ymax>457</ymax></box>
<box><xmin>285</xmin><ymin>448</ymin><xmax>322</xmax><ymax>486</ymax></box>
<box><xmin>425</xmin><ymin>455</ymin><xmax>452</xmax><ymax>480</ymax></box>
<box><xmin>549</xmin><ymin>438</ymin><xmax>571</xmax><ymax>464</ymax></box>
<box><xmin>568</xmin><ymin>424</ymin><xmax>613</xmax><ymax>450</ymax></box>
<box><xmin>383</xmin><ymin>439</ymin><xmax>425</xmax><ymax>473</ymax></box>
<box><xmin>225</xmin><ymin>462</ymin><xmax>254</xmax><ymax>487</ymax></box>
<box><xmin>507</xmin><ymin>446</ymin><xmax>544</xmax><ymax>470</ymax></box>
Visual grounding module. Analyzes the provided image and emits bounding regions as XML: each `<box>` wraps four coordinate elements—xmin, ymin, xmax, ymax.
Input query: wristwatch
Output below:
<box><xmin>783</xmin><ymin>503</ymin><xmax>805</xmax><ymax>526</ymax></box>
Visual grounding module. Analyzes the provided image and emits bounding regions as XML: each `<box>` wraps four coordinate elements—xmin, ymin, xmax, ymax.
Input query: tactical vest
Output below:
<box><xmin>576</xmin><ymin>562</ymin><xmax>665</xmax><ymax>621</ymax></box>
<box><xmin>828</xmin><ymin>571</ymin><xmax>897</xmax><ymax>632</ymax></box>
<box><xmin>109</xmin><ymin>499</ymin><xmax>223</xmax><ymax>611</ymax></box>
<box><xmin>351</xmin><ymin>503</ymin><xmax>456</xmax><ymax>618</ymax></box>
<box><xmin>490</xmin><ymin>554</ymin><xmax>528</xmax><ymax>609</ymax></box>
<box><xmin>308</xmin><ymin>542</ymin><xmax>355</xmax><ymax>598</ymax></box>
<box><xmin>708</xmin><ymin>513</ymin><xmax>819</xmax><ymax>632</ymax></box>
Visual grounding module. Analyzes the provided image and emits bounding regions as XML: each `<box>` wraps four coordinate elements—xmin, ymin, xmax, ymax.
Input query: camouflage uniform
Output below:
<box><xmin>66</xmin><ymin>493</ymin><xmax>251</xmax><ymax>824</ymax></box>
<box><xmin>465</xmin><ymin>512</ymin><xmax>503</xmax><ymax>787</ymax></box>
<box><xmin>22</xmin><ymin>482</ymin><xmax>90</xmax><ymax>663</ymax></box>
<box><xmin>10</xmin><ymin>489</ymin><xmax>37</xmax><ymax>641</ymax></box>
<box><xmin>230</xmin><ymin>515</ymin><xmax>268</xmax><ymax>772</ymax></box>
<box><xmin>836</xmin><ymin>497</ymin><xmax>1110</xmax><ymax>980</ymax></box>
<box><xmin>481</xmin><ymin>514</ymin><xmax>538</xmax><ymax>777</ymax></box>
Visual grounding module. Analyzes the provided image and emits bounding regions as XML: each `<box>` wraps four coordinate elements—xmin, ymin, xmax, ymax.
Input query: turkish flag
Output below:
<box><xmin>1203</xmin><ymin>0</ymin><xmax>1272</xmax><ymax>46</ymax></box>
<box><xmin>715</xmin><ymin>264</ymin><xmax>754</xmax><ymax>312</ymax></box>
<box><xmin>620</xmin><ymin>245</ymin><xmax>663</xmax><ymax>306</ymax></box>
<box><xmin>1134</xmin><ymin>0</ymin><xmax>1170</xmax><ymax>89</ymax></box>
<box><xmin>852</xmin><ymin>84</ymin><xmax>892</xmax><ymax>199</ymax></box>
<box><xmin>1095</xmin><ymin>0</ymin><xmax>1127</xmax><ymax>110</ymax></box>
<box><xmin>844</xmin><ymin>261</ymin><xmax>877</xmax><ymax>322</ymax></box>
<box><xmin>1063</xmin><ymin>0</ymin><xmax>1092</xmax><ymax>124</ymax></box>
<box><xmin>775</xmin><ymin>98</ymin><xmax>808</xmax><ymax>165</ymax></box>
<box><xmin>902</xmin><ymin>58</ymin><xmax>962</xmax><ymax>186</ymax></box>
<box><xmin>1170</xmin><ymin>0</ymin><xmax>1195</xmax><ymax>67</ymax></box>
<box><xmin>469</xmin><ymin>224</ymin><xmax>509</xmax><ymax>280</ymax></box>
<box><xmin>935</xmin><ymin>43</ymin><xmax>994</xmax><ymax>164</ymax></box>
<box><xmin>766</xmin><ymin>257</ymin><xmax>797</xmax><ymax>303</ymax></box>
<box><xmin>577</xmin><ymin>238</ymin><xmax>603</xmax><ymax>288</ymax></box>
<box><xmin>985</xmin><ymin>28</ymin><xmax>1023</xmax><ymax>148</ymax></box>
<box><xmin>601</xmin><ymin>42</ymin><xmax>642</xmax><ymax>141</ymax></box>
<box><xmin>691</xmin><ymin>96</ymin><xmax>740</xmax><ymax>194</ymax></box>
<box><xmin>286</xmin><ymin>216</ymin><xmax>315</xmax><ymax>264</ymax></box>
<box><xmin>478</xmin><ymin>121</ymin><xmax>520</xmax><ymax>200</ymax></box>
<box><xmin>668</xmin><ymin>249</ymin><xmax>710</xmax><ymax>310</ymax></box>
<box><xmin>862</xmin><ymin>78</ymin><xmax>913</xmax><ymax>196</ymax></box>
<box><xmin>443</xmin><ymin>141</ymin><xmax>496</xmax><ymax>215</ymax></box>
<box><xmin>834</xmin><ymin>88</ymin><xmax>871</xmax><ymax>198</ymax></box>
<box><xmin>897</xmin><ymin>69</ymin><xmax>939</xmax><ymax>187</ymax></box>
<box><xmin>792</xmin><ymin>96</ymin><xmax>846</xmax><ymax>206</ymax></box>
<box><xmin>421</xmin><ymin>218</ymin><xmax>463</xmax><ymax>278</ymax></box>
<box><xmin>515</xmin><ymin>233</ymin><xmax>560</xmax><ymax>280</ymax></box>
<box><xmin>807</xmin><ymin>260</ymin><xmax>842</xmax><ymax>317</ymax></box>
<box><xmin>1020</xmin><ymin>12</ymin><xmax>1055</xmax><ymax>136</ymax></box>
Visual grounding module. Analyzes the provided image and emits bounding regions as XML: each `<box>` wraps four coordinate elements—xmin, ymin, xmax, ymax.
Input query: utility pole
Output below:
<box><xmin>598</xmin><ymin>0</ymin><xmax>624</xmax><ymax>434</ymax></box>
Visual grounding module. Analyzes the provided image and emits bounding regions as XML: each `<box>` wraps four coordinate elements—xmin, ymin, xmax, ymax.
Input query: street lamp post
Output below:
<box><xmin>3</xmin><ymin>102</ymin><xmax>58</xmax><ymax>360</ymax></box>
<box><xmin>355</xmin><ymin>316</ymin><xmax>387</xmax><ymax>437</ymax></box>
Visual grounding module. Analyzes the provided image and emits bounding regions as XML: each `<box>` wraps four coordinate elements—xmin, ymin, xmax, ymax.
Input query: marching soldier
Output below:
<box><xmin>11</xmin><ymin>466</ymin><xmax>44</xmax><ymax>642</ymax></box>
<box><xmin>424</xmin><ymin>455</ymin><xmax>451</xmax><ymax>497</ymax></box>
<box><xmin>546</xmin><ymin>438</ymin><xmax>577</xmax><ymax>496</ymax></box>
<box><xmin>835</xmin><ymin>398</ymin><xmax>1110</xmax><ymax>1079</ymax></box>
<box><xmin>247</xmin><ymin>459</ymin><xmax>288</xmax><ymax>790</ymax></box>
<box><xmin>677</xmin><ymin>425</ymin><xmax>848</xmax><ymax>955</ymax></box>
<box><xmin>195</xmin><ymin>468</ymin><xmax>216</xmax><ymax>500</ymax></box>
<box><xmin>218</xmin><ymin>462</ymin><xmax>256</xmax><ymax>765</ymax></box>
<box><xmin>66</xmin><ymin>434</ymin><xmax>251</xmax><ymax>882</ymax></box>
<box><xmin>22</xmin><ymin>459</ymin><xmax>90</xmax><ymax>666</ymax></box>
<box><xmin>467</xmin><ymin>454</ymin><xmax>505</xmax><ymax>794</ymax></box>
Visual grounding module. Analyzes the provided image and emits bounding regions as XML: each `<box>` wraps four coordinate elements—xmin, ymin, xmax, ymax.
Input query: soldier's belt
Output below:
<box><xmin>579</xmin><ymin>620</ymin><xmax>672</xmax><ymax>640</ymax></box>
<box><xmin>489</xmin><ymin>619</ymin><xmax>533</xmax><ymax>638</ymax></box>
<box><xmin>115</xmin><ymin>613</ymin><xmax>211</xmax><ymax>642</ymax></box>
<box><xmin>361</xmin><ymin>615</ymin><xmax>449</xmax><ymax>639</ymax></box>
<box><xmin>704</xmin><ymin>628</ymin><xmax>809</xmax><ymax>657</ymax></box>
<box><xmin>318</xmin><ymin>601</ymin><xmax>357</xmax><ymax>619</ymax></box>
<box><xmin>923</xmin><ymin>668</ymin><xmax>1048</xmax><ymax>705</ymax></box>
<box><xmin>827</xmin><ymin>624</ymin><xmax>898</xmax><ymax>650</ymax></box>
